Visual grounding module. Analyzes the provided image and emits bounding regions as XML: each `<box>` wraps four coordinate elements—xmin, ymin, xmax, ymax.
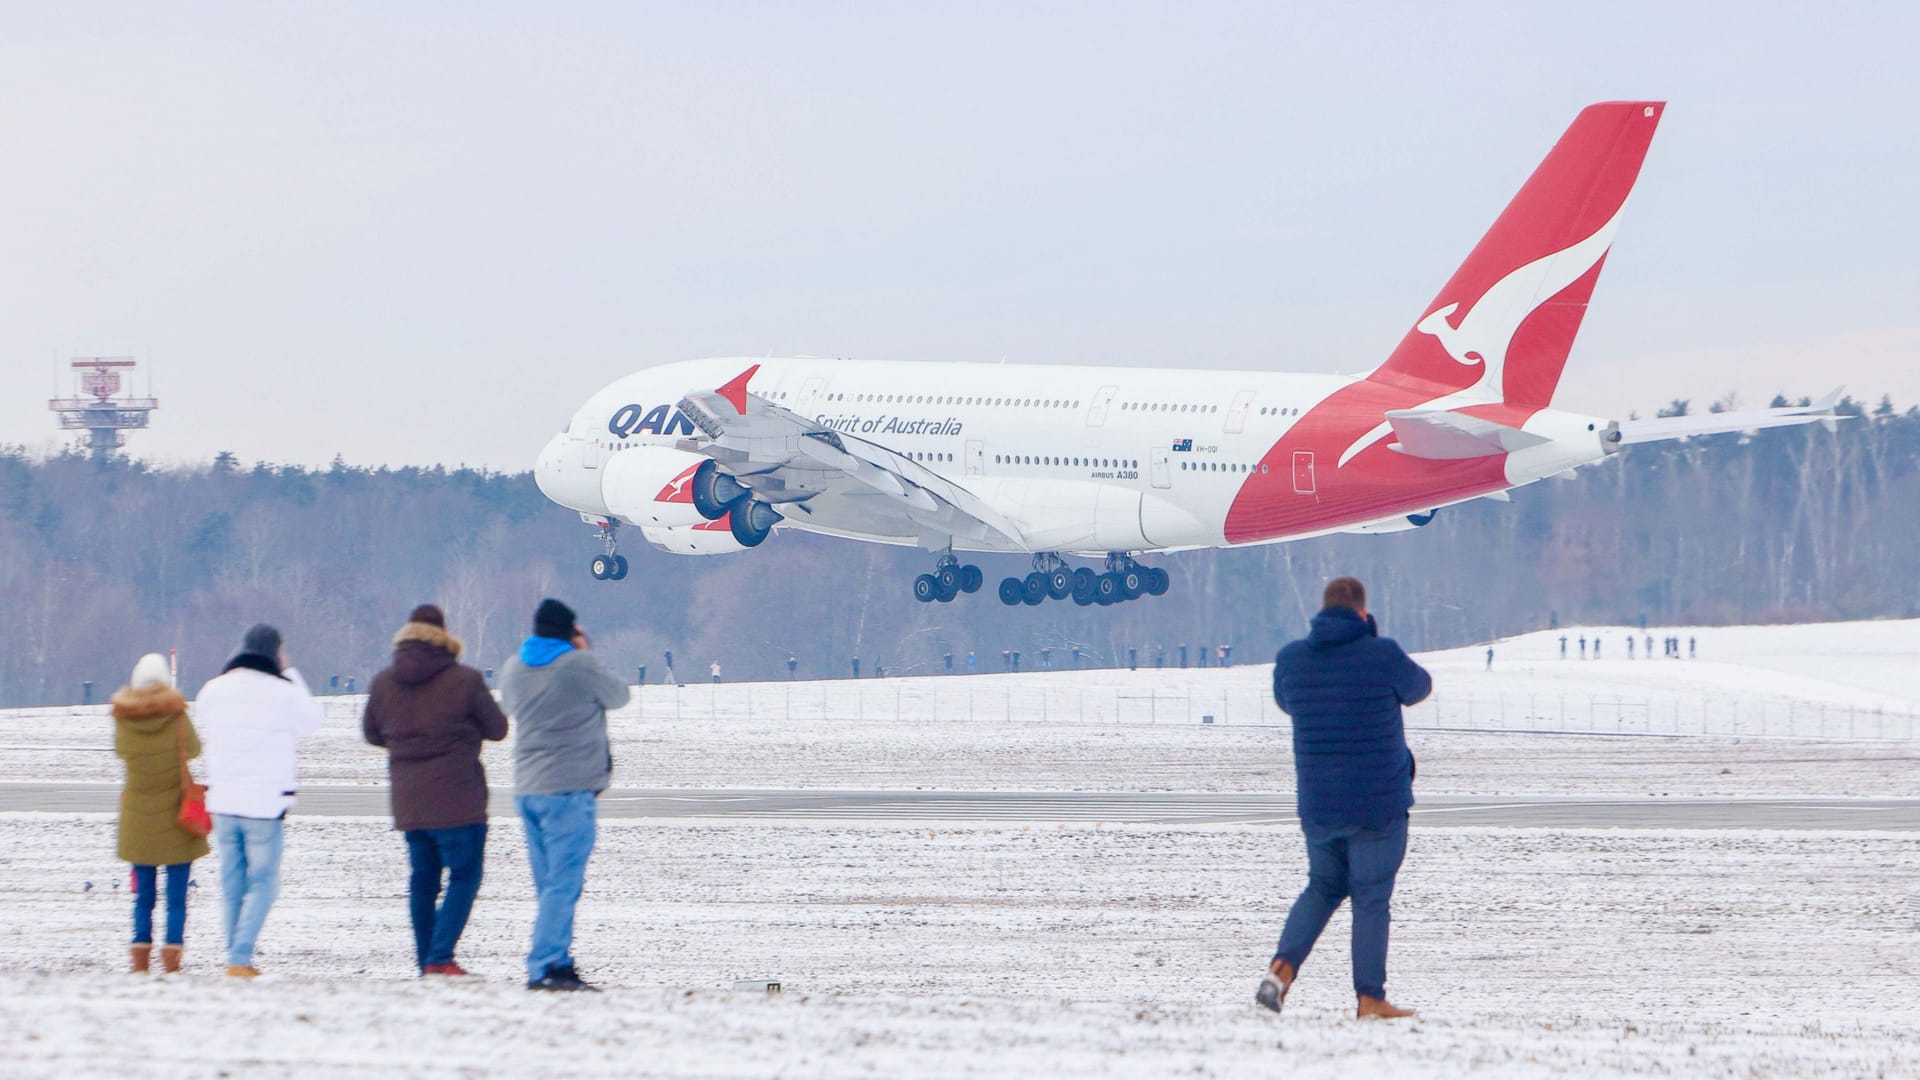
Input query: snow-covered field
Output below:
<box><xmin>3</xmin><ymin>618</ymin><xmax>1917</xmax><ymax>1075</ymax></box>
<box><xmin>4</xmin><ymin>813</ymin><xmax>1917</xmax><ymax>1077</ymax></box>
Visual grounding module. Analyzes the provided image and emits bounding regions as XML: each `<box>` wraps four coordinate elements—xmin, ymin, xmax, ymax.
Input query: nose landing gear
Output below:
<box><xmin>587</xmin><ymin>519</ymin><xmax>630</xmax><ymax>581</ymax></box>
<box><xmin>913</xmin><ymin>553</ymin><xmax>984</xmax><ymax>603</ymax></box>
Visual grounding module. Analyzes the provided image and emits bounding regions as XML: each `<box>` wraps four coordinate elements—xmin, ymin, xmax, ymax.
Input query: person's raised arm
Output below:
<box><xmin>1389</xmin><ymin>644</ymin><xmax>1433</xmax><ymax>707</ymax></box>
<box><xmin>361</xmin><ymin>684</ymin><xmax>386</xmax><ymax>748</ymax></box>
<box><xmin>281</xmin><ymin>666</ymin><xmax>328</xmax><ymax>737</ymax></box>
<box><xmin>471</xmin><ymin>672</ymin><xmax>509</xmax><ymax>742</ymax></box>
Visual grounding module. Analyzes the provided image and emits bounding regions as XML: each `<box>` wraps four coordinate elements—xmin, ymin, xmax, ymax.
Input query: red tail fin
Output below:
<box><xmin>1372</xmin><ymin>102</ymin><xmax>1664</xmax><ymax>409</ymax></box>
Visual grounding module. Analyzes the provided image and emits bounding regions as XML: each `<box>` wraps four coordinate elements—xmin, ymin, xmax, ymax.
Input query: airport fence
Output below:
<box><xmin>581</xmin><ymin>679</ymin><xmax>1920</xmax><ymax>742</ymax></box>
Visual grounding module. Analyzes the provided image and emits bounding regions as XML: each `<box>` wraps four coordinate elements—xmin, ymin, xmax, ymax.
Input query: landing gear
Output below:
<box><xmin>587</xmin><ymin>520</ymin><xmax>630</xmax><ymax>582</ymax></box>
<box><xmin>1000</xmin><ymin>553</ymin><xmax>1171</xmax><ymax>606</ymax></box>
<box><xmin>914</xmin><ymin>552</ymin><xmax>984</xmax><ymax>604</ymax></box>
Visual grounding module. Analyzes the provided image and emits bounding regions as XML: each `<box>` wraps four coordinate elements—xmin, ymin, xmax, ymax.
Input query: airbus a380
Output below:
<box><xmin>535</xmin><ymin>101</ymin><xmax>1840</xmax><ymax>607</ymax></box>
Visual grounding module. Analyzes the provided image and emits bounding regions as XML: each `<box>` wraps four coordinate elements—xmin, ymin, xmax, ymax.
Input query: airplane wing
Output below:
<box><xmin>1384</xmin><ymin>409</ymin><xmax>1551</xmax><ymax>460</ymax></box>
<box><xmin>674</xmin><ymin>365</ymin><xmax>1029</xmax><ymax>549</ymax></box>
<box><xmin>1614</xmin><ymin>388</ymin><xmax>1849</xmax><ymax>445</ymax></box>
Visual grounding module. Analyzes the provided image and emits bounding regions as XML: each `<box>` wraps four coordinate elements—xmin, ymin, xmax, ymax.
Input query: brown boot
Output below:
<box><xmin>130</xmin><ymin>944</ymin><xmax>152</xmax><ymax>974</ymax></box>
<box><xmin>159</xmin><ymin>945</ymin><xmax>183</xmax><ymax>974</ymax></box>
<box><xmin>1356</xmin><ymin>995</ymin><xmax>1415</xmax><ymax>1019</ymax></box>
<box><xmin>225</xmin><ymin>964</ymin><xmax>261</xmax><ymax>978</ymax></box>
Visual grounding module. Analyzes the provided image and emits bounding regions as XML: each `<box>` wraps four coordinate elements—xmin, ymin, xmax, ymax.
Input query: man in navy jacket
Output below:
<box><xmin>1257</xmin><ymin>576</ymin><xmax>1431</xmax><ymax>1019</ymax></box>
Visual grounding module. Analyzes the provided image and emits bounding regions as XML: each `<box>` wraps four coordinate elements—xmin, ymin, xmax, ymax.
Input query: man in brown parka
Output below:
<box><xmin>363</xmin><ymin>605</ymin><xmax>509</xmax><ymax>976</ymax></box>
<box><xmin>113</xmin><ymin>652</ymin><xmax>210</xmax><ymax>974</ymax></box>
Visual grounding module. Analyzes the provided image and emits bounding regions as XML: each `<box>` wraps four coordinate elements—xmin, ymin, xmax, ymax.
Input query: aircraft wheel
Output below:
<box><xmin>609</xmin><ymin>555</ymin><xmax>630</xmax><ymax>581</ymax></box>
<box><xmin>937</xmin><ymin>566</ymin><xmax>961</xmax><ymax>595</ymax></box>
<box><xmin>591</xmin><ymin>555</ymin><xmax>614</xmax><ymax>580</ymax></box>
<box><xmin>1120</xmin><ymin>568</ymin><xmax>1145</xmax><ymax>598</ymax></box>
<box><xmin>960</xmin><ymin>565</ymin><xmax>984</xmax><ymax>593</ymax></box>
<box><xmin>1094</xmin><ymin>573</ymin><xmax>1121</xmax><ymax>604</ymax></box>
<box><xmin>913</xmin><ymin>573</ymin><xmax>939</xmax><ymax>603</ymax></box>
<box><xmin>936</xmin><ymin>577</ymin><xmax>960</xmax><ymax>602</ymax></box>
<box><xmin>1022</xmin><ymin>572</ymin><xmax>1048</xmax><ymax>606</ymax></box>
<box><xmin>1145</xmin><ymin>567</ymin><xmax>1170</xmax><ymax>596</ymax></box>
<box><xmin>1072</xmin><ymin>587</ymin><xmax>1096</xmax><ymax>606</ymax></box>
<box><xmin>998</xmin><ymin>577</ymin><xmax>1024</xmax><ymax>606</ymax></box>
<box><xmin>1047</xmin><ymin>568</ymin><xmax>1072</xmax><ymax>599</ymax></box>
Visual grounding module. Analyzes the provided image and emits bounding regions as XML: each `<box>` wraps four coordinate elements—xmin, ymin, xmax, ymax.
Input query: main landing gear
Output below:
<box><xmin>997</xmin><ymin>553</ymin><xmax>1170</xmax><ymax>607</ymax></box>
<box><xmin>588</xmin><ymin>520</ymin><xmax>629</xmax><ymax>581</ymax></box>
<box><xmin>913</xmin><ymin>553</ymin><xmax>985</xmax><ymax>604</ymax></box>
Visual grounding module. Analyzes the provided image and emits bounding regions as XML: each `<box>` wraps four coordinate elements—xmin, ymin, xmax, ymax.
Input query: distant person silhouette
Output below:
<box><xmin>1559</xmin><ymin>635</ymin><xmax>1568</xmax><ymax>659</ymax></box>
<box><xmin>1485</xmin><ymin>647</ymin><xmax>1494</xmax><ymax>671</ymax></box>
<box><xmin>1579</xmin><ymin>636</ymin><xmax>1587</xmax><ymax>660</ymax></box>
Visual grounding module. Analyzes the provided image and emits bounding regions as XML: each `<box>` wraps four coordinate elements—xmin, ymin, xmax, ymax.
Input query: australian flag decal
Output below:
<box><xmin>1171</xmin><ymin>438</ymin><xmax>1193</xmax><ymax>452</ymax></box>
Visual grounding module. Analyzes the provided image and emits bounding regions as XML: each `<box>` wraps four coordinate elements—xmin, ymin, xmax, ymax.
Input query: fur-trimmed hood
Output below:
<box><xmin>111</xmin><ymin>684</ymin><xmax>188</xmax><ymax>734</ymax></box>
<box><xmin>393</xmin><ymin>621</ymin><xmax>463</xmax><ymax>657</ymax></box>
<box><xmin>390</xmin><ymin>621</ymin><xmax>464</xmax><ymax>686</ymax></box>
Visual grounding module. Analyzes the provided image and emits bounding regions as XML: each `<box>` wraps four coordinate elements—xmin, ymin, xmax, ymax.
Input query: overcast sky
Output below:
<box><xmin>3</xmin><ymin>3</ymin><xmax>1915</xmax><ymax>469</ymax></box>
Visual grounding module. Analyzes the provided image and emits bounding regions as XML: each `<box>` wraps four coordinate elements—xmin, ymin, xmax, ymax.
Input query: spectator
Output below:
<box><xmin>1485</xmin><ymin>646</ymin><xmax>1494</xmax><ymax>671</ymax></box>
<box><xmin>363</xmin><ymin>604</ymin><xmax>509</xmax><ymax>977</ymax></box>
<box><xmin>1259</xmin><ymin>577</ymin><xmax>1428</xmax><ymax>1020</ymax></box>
<box><xmin>500</xmin><ymin>599</ymin><xmax>630</xmax><ymax>992</ymax></box>
<box><xmin>1689</xmin><ymin>636</ymin><xmax>1696</xmax><ymax>659</ymax></box>
<box><xmin>966</xmin><ymin>650</ymin><xmax>976</xmax><ymax>675</ymax></box>
<box><xmin>1559</xmin><ymin>635</ymin><xmax>1568</xmax><ymax>659</ymax></box>
<box><xmin>788</xmin><ymin>655</ymin><xmax>799</xmax><ymax>679</ymax></box>
<box><xmin>710</xmin><ymin>660</ymin><xmax>721</xmax><ymax>684</ymax></box>
<box><xmin>195</xmin><ymin>624</ymin><xmax>325</xmax><ymax>978</ymax></box>
<box><xmin>113</xmin><ymin>653</ymin><xmax>209</xmax><ymax>975</ymax></box>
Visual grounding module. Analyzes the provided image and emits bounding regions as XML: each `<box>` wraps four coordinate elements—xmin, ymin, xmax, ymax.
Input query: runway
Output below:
<box><xmin>3</xmin><ymin>783</ymin><xmax>1916</xmax><ymax>829</ymax></box>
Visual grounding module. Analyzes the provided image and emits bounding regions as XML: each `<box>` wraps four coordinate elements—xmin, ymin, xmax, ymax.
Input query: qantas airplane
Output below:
<box><xmin>535</xmin><ymin>101</ymin><xmax>1840</xmax><ymax>607</ymax></box>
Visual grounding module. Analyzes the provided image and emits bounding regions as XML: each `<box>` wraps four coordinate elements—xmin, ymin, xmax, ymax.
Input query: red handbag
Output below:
<box><xmin>175</xmin><ymin>721</ymin><xmax>212</xmax><ymax>837</ymax></box>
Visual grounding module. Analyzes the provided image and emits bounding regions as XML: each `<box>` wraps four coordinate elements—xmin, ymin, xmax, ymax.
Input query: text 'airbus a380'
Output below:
<box><xmin>535</xmin><ymin>101</ymin><xmax>1840</xmax><ymax>608</ymax></box>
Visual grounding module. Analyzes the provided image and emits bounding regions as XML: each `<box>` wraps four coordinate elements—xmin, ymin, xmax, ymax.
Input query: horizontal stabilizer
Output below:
<box><xmin>1385</xmin><ymin>409</ymin><xmax>1551</xmax><ymax>460</ymax></box>
<box><xmin>1615</xmin><ymin>389</ymin><xmax>1849</xmax><ymax>445</ymax></box>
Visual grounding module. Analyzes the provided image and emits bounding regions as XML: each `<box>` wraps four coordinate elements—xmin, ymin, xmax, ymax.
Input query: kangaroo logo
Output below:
<box><xmin>1414</xmin><ymin>207</ymin><xmax>1624</xmax><ymax>398</ymax></box>
<box><xmin>1336</xmin><ymin>207</ymin><xmax>1626</xmax><ymax>468</ymax></box>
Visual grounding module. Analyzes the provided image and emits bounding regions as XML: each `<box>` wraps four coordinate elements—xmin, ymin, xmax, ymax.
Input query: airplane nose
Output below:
<box><xmin>535</xmin><ymin>434</ymin><xmax>570</xmax><ymax>502</ymax></box>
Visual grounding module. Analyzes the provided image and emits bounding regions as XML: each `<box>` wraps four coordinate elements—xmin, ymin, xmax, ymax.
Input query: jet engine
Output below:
<box><xmin>600</xmin><ymin>445</ymin><xmax>712</xmax><ymax>528</ymax></box>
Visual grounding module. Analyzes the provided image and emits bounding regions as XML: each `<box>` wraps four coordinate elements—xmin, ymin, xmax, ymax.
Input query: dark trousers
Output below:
<box><xmin>405</xmin><ymin>823</ymin><xmax>487</xmax><ymax>970</ymax></box>
<box><xmin>1272</xmin><ymin>814</ymin><xmax>1408</xmax><ymax>1000</ymax></box>
<box><xmin>131</xmin><ymin>862</ymin><xmax>191</xmax><ymax>946</ymax></box>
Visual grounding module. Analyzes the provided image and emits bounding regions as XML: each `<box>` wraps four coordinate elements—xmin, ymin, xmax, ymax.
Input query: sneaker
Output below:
<box><xmin>422</xmin><ymin>962</ymin><xmax>472</xmax><ymax>978</ymax></box>
<box><xmin>1255</xmin><ymin>958</ymin><xmax>1295</xmax><ymax>1014</ymax></box>
<box><xmin>527</xmin><ymin>964</ymin><xmax>598</xmax><ymax>992</ymax></box>
<box><xmin>225</xmin><ymin>964</ymin><xmax>261</xmax><ymax>979</ymax></box>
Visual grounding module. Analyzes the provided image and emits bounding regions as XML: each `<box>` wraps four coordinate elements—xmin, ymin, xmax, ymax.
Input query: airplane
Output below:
<box><xmin>535</xmin><ymin>101</ymin><xmax>1844</xmax><ymax>607</ymax></box>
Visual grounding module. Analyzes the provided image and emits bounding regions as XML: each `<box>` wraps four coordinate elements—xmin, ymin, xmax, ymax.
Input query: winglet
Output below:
<box><xmin>716</xmin><ymin>365</ymin><xmax>760</xmax><ymax>416</ymax></box>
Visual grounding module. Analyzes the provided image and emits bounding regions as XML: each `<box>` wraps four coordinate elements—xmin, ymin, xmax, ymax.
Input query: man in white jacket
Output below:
<box><xmin>195</xmin><ymin>624</ymin><xmax>325</xmax><ymax>977</ymax></box>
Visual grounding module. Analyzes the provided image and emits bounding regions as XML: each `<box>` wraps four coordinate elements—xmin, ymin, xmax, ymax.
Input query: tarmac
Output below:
<box><xmin>3</xmin><ymin>783</ymin><xmax>1916</xmax><ymax>829</ymax></box>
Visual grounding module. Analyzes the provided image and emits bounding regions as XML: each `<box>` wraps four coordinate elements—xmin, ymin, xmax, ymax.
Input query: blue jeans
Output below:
<box><xmin>517</xmin><ymin>791</ymin><xmax>597</xmax><ymax>981</ymax></box>
<box><xmin>1272</xmin><ymin>814</ymin><xmax>1409</xmax><ymax>1000</ymax></box>
<box><xmin>405</xmin><ymin>824</ymin><xmax>487</xmax><ymax>970</ymax></box>
<box><xmin>131</xmin><ymin>862</ymin><xmax>192</xmax><ymax>946</ymax></box>
<box><xmin>214</xmin><ymin>813</ymin><xmax>284</xmax><ymax>967</ymax></box>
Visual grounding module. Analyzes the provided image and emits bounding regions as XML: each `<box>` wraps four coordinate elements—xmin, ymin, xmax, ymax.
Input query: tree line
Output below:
<box><xmin>1</xmin><ymin>394</ymin><xmax>1915</xmax><ymax>707</ymax></box>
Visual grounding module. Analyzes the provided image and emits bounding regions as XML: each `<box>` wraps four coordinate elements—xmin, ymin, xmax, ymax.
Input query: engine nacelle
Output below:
<box><xmin>601</xmin><ymin>445</ymin><xmax>711</xmax><ymax>528</ymax></box>
<box><xmin>639</xmin><ymin>519</ymin><xmax>749</xmax><ymax>555</ymax></box>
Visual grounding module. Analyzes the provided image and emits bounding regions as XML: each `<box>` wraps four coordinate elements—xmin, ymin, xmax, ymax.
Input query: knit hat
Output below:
<box><xmin>408</xmin><ymin>604</ymin><xmax>446</xmax><ymax>629</ymax></box>
<box><xmin>131</xmin><ymin>653</ymin><xmax>171</xmax><ymax>690</ymax></box>
<box><xmin>533</xmin><ymin>598</ymin><xmax>577</xmax><ymax>640</ymax></box>
<box><xmin>242</xmin><ymin>623</ymin><xmax>283</xmax><ymax>658</ymax></box>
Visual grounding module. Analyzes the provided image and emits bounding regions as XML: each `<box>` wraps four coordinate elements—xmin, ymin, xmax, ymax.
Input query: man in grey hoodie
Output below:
<box><xmin>499</xmin><ymin>598</ymin><xmax>630</xmax><ymax>991</ymax></box>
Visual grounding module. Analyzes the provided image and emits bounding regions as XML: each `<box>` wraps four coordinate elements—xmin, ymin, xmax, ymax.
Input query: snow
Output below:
<box><xmin>2</xmin><ymin>813</ymin><xmax>1916</xmax><ymax>1077</ymax></box>
<box><xmin>2</xmin><ymin>618</ymin><xmax>1917</xmax><ymax>1075</ymax></box>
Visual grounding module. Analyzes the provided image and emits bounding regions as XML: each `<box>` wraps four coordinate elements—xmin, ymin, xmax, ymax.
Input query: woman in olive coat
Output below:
<box><xmin>113</xmin><ymin>653</ymin><xmax>210</xmax><ymax>973</ymax></box>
